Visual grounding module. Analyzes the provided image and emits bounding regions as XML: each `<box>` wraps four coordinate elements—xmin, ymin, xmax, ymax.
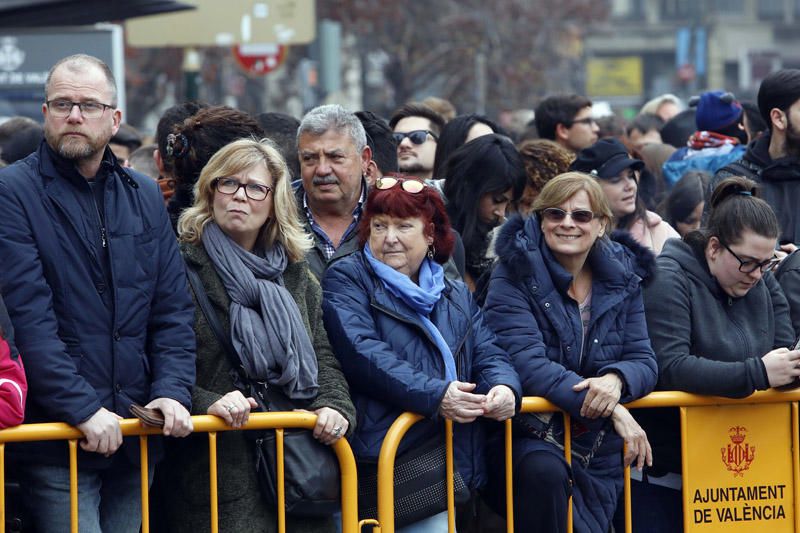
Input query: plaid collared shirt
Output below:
<box><xmin>303</xmin><ymin>185</ymin><xmax>366</xmax><ymax>260</ymax></box>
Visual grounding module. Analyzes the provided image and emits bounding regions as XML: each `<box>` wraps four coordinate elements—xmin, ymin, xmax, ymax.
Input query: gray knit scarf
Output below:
<box><xmin>202</xmin><ymin>222</ymin><xmax>318</xmax><ymax>400</ymax></box>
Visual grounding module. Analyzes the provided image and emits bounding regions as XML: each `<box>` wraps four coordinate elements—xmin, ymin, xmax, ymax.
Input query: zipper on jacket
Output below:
<box><xmin>91</xmin><ymin>197</ymin><xmax>107</xmax><ymax>249</ymax></box>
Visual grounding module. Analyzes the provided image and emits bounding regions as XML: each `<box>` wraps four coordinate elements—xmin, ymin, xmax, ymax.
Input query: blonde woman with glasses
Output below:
<box><xmin>162</xmin><ymin>138</ymin><xmax>355</xmax><ymax>533</ymax></box>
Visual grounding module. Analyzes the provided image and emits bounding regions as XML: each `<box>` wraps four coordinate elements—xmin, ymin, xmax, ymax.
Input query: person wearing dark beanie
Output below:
<box><xmin>662</xmin><ymin>90</ymin><xmax>748</xmax><ymax>187</ymax></box>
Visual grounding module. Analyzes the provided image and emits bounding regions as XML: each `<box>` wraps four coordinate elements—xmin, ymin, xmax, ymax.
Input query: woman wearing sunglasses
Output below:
<box><xmin>483</xmin><ymin>172</ymin><xmax>657</xmax><ymax>533</ymax></box>
<box><xmin>322</xmin><ymin>176</ymin><xmax>521</xmax><ymax>532</ymax></box>
<box><xmin>570</xmin><ymin>138</ymin><xmax>679</xmax><ymax>254</ymax></box>
<box><xmin>631</xmin><ymin>177</ymin><xmax>798</xmax><ymax>532</ymax></box>
<box><xmin>162</xmin><ymin>138</ymin><xmax>355</xmax><ymax>533</ymax></box>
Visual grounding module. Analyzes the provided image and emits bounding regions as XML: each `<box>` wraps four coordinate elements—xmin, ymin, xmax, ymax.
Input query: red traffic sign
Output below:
<box><xmin>677</xmin><ymin>63</ymin><xmax>696</xmax><ymax>82</ymax></box>
<box><xmin>233</xmin><ymin>43</ymin><xmax>286</xmax><ymax>76</ymax></box>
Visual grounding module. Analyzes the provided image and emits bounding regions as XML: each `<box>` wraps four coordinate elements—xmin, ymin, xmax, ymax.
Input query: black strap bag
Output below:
<box><xmin>357</xmin><ymin>434</ymin><xmax>470</xmax><ymax>527</ymax></box>
<box><xmin>186</xmin><ymin>264</ymin><xmax>341</xmax><ymax>517</ymax></box>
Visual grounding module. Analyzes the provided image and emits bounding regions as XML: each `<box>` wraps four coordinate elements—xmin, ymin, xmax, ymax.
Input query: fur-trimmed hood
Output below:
<box><xmin>495</xmin><ymin>214</ymin><xmax>656</xmax><ymax>288</ymax></box>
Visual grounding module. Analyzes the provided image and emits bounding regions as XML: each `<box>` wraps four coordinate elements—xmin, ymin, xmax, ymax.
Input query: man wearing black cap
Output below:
<box><xmin>715</xmin><ymin>69</ymin><xmax>800</xmax><ymax>245</ymax></box>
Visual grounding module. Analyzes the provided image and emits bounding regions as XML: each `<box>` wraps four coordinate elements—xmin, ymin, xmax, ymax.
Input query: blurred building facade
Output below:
<box><xmin>585</xmin><ymin>0</ymin><xmax>800</xmax><ymax>110</ymax></box>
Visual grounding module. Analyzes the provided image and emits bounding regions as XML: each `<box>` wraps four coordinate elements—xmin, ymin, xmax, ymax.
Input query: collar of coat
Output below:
<box><xmin>494</xmin><ymin>214</ymin><xmax>657</xmax><ymax>295</ymax></box>
<box><xmin>38</xmin><ymin>140</ymin><xmax>138</xmax><ymax>189</ymax></box>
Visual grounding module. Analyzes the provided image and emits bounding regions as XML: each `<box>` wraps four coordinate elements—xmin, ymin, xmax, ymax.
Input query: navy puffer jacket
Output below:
<box><xmin>322</xmin><ymin>251</ymin><xmax>521</xmax><ymax>489</ymax></box>
<box><xmin>484</xmin><ymin>215</ymin><xmax>658</xmax><ymax>532</ymax></box>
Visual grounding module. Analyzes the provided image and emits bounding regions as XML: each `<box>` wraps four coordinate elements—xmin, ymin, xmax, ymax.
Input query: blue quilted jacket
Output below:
<box><xmin>484</xmin><ymin>215</ymin><xmax>658</xmax><ymax>532</ymax></box>
<box><xmin>322</xmin><ymin>251</ymin><xmax>521</xmax><ymax>489</ymax></box>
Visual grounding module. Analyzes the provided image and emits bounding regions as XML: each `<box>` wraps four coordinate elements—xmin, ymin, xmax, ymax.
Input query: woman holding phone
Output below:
<box><xmin>632</xmin><ymin>176</ymin><xmax>799</xmax><ymax>532</ymax></box>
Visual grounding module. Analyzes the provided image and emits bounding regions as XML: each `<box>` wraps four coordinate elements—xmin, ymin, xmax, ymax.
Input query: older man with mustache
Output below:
<box><xmin>296</xmin><ymin>104</ymin><xmax>373</xmax><ymax>279</ymax></box>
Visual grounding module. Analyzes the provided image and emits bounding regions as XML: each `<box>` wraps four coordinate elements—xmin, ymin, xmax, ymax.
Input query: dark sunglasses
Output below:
<box><xmin>376</xmin><ymin>176</ymin><xmax>426</xmax><ymax>193</ymax></box>
<box><xmin>721</xmin><ymin>242</ymin><xmax>780</xmax><ymax>274</ymax></box>
<box><xmin>391</xmin><ymin>130</ymin><xmax>438</xmax><ymax>145</ymax></box>
<box><xmin>541</xmin><ymin>207</ymin><xmax>596</xmax><ymax>224</ymax></box>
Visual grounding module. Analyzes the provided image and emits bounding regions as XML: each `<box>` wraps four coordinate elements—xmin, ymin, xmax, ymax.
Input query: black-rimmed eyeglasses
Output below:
<box><xmin>46</xmin><ymin>99</ymin><xmax>114</xmax><ymax>119</ymax></box>
<box><xmin>391</xmin><ymin>130</ymin><xmax>438</xmax><ymax>145</ymax></box>
<box><xmin>721</xmin><ymin>242</ymin><xmax>780</xmax><ymax>273</ymax></box>
<box><xmin>212</xmin><ymin>177</ymin><xmax>272</xmax><ymax>201</ymax></box>
<box><xmin>568</xmin><ymin>117</ymin><xmax>597</xmax><ymax>127</ymax></box>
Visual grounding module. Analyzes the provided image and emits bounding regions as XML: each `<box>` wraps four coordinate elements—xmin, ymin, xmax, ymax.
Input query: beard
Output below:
<box><xmin>398</xmin><ymin>160</ymin><xmax>431</xmax><ymax>175</ymax></box>
<box><xmin>786</xmin><ymin>116</ymin><xmax>800</xmax><ymax>158</ymax></box>
<box><xmin>44</xmin><ymin>124</ymin><xmax>110</xmax><ymax>162</ymax></box>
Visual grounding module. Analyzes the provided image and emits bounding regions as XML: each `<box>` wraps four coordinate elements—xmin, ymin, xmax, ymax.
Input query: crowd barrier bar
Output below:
<box><xmin>0</xmin><ymin>412</ymin><xmax>360</xmax><ymax>533</ymax></box>
<box><xmin>375</xmin><ymin>389</ymin><xmax>800</xmax><ymax>533</ymax></box>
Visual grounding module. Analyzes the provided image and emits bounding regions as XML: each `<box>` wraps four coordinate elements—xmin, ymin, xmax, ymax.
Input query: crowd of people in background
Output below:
<box><xmin>2</xmin><ymin>52</ymin><xmax>800</xmax><ymax>533</ymax></box>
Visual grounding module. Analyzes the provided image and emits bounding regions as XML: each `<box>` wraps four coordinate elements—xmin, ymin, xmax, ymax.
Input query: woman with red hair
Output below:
<box><xmin>322</xmin><ymin>177</ymin><xmax>521</xmax><ymax>532</ymax></box>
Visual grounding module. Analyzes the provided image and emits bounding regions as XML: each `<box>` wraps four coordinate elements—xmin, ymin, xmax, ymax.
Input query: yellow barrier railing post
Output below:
<box><xmin>563</xmin><ymin>413</ymin><xmax>572</xmax><ymax>533</ymax></box>
<box><xmin>504</xmin><ymin>419</ymin><xmax>513</xmax><ymax>533</ymax></box>
<box><xmin>332</xmin><ymin>436</ymin><xmax>360</xmax><ymax>533</ymax></box>
<box><xmin>276</xmin><ymin>428</ymin><xmax>286</xmax><ymax>533</ymax></box>
<box><xmin>376</xmin><ymin>413</ymin><xmax>424</xmax><ymax>533</ymax></box>
<box><xmin>140</xmin><ymin>435</ymin><xmax>150</xmax><ymax>533</ymax></box>
<box><xmin>68</xmin><ymin>439</ymin><xmax>79</xmax><ymax>533</ymax></box>
<box><xmin>445</xmin><ymin>420</ymin><xmax>456</xmax><ymax>533</ymax></box>
<box><xmin>623</xmin><ymin>444</ymin><xmax>631</xmax><ymax>533</ymax></box>
<box><xmin>208</xmin><ymin>432</ymin><xmax>218</xmax><ymax>533</ymax></box>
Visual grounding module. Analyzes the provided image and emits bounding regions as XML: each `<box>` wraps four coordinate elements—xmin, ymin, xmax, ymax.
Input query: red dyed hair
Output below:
<box><xmin>358</xmin><ymin>178</ymin><xmax>455</xmax><ymax>264</ymax></box>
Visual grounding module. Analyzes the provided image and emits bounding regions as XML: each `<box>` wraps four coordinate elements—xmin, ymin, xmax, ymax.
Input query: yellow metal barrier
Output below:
<box><xmin>372</xmin><ymin>389</ymin><xmax>800</xmax><ymax>533</ymax></box>
<box><xmin>0</xmin><ymin>412</ymin><xmax>360</xmax><ymax>533</ymax></box>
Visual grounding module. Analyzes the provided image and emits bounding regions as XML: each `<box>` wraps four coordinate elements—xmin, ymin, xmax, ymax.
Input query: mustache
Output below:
<box><xmin>312</xmin><ymin>175</ymin><xmax>339</xmax><ymax>186</ymax></box>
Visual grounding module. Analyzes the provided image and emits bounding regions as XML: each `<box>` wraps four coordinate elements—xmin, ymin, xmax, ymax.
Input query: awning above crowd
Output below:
<box><xmin>0</xmin><ymin>0</ymin><xmax>195</xmax><ymax>28</ymax></box>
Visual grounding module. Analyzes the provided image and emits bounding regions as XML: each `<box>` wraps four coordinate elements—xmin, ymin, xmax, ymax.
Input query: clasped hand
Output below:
<box><xmin>438</xmin><ymin>381</ymin><xmax>516</xmax><ymax>423</ymax></box>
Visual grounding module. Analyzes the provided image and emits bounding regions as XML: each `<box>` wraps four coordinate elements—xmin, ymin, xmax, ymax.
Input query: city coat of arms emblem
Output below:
<box><xmin>721</xmin><ymin>425</ymin><xmax>755</xmax><ymax>477</ymax></box>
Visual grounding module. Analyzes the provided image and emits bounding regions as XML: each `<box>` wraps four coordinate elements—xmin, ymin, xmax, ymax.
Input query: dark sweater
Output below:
<box><xmin>644</xmin><ymin>237</ymin><xmax>793</xmax><ymax>397</ymax></box>
<box><xmin>640</xmin><ymin>236</ymin><xmax>794</xmax><ymax>474</ymax></box>
<box><xmin>157</xmin><ymin>241</ymin><xmax>355</xmax><ymax>533</ymax></box>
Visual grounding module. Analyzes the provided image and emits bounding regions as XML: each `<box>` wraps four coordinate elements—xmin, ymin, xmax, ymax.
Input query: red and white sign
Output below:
<box><xmin>233</xmin><ymin>43</ymin><xmax>286</xmax><ymax>76</ymax></box>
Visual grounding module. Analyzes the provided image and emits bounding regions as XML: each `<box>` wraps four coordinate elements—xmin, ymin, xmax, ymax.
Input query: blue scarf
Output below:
<box><xmin>364</xmin><ymin>244</ymin><xmax>457</xmax><ymax>381</ymax></box>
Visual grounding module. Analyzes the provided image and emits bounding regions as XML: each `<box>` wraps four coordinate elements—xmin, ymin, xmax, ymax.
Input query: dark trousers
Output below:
<box><xmin>512</xmin><ymin>450</ymin><xmax>572</xmax><ymax>533</ymax></box>
<box><xmin>612</xmin><ymin>476</ymin><xmax>683</xmax><ymax>532</ymax></box>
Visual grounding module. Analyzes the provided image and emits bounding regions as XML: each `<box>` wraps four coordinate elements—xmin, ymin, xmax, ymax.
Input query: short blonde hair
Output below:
<box><xmin>533</xmin><ymin>171</ymin><xmax>613</xmax><ymax>232</ymax></box>
<box><xmin>178</xmin><ymin>138</ymin><xmax>312</xmax><ymax>261</ymax></box>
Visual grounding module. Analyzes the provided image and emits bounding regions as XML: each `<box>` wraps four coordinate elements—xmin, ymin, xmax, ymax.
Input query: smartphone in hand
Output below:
<box><xmin>778</xmin><ymin>337</ymin><xmax>800</xmax><ymax>390</ymax></box>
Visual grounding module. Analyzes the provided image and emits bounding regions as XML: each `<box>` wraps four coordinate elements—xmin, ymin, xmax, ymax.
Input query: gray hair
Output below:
<box><xmin>296</xmin><ymin>104</ymin><xmax>367</xmax><ymax>153</ymax></box>
<box><xmin>45</xmin><ymin>54</ymin><xmax>118</xmax><ymax>107</ymax></box>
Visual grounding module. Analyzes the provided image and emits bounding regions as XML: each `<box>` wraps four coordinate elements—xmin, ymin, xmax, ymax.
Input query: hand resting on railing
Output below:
<box><xmin>610</xmin><ymin>404</ymin><xmax>652</xmax><ymax>471</ymax></box>
<box><xmin>573</xmin><ymin>372</ymin><xmax>623</xmax><ymax>419</ymax></box>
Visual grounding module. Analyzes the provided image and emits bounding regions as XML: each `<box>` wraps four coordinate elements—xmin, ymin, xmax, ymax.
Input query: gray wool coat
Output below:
<box><xmin>157</xmin><ymin>241</ymin><xmax>356</xmax><ymax>533</ymax></box>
